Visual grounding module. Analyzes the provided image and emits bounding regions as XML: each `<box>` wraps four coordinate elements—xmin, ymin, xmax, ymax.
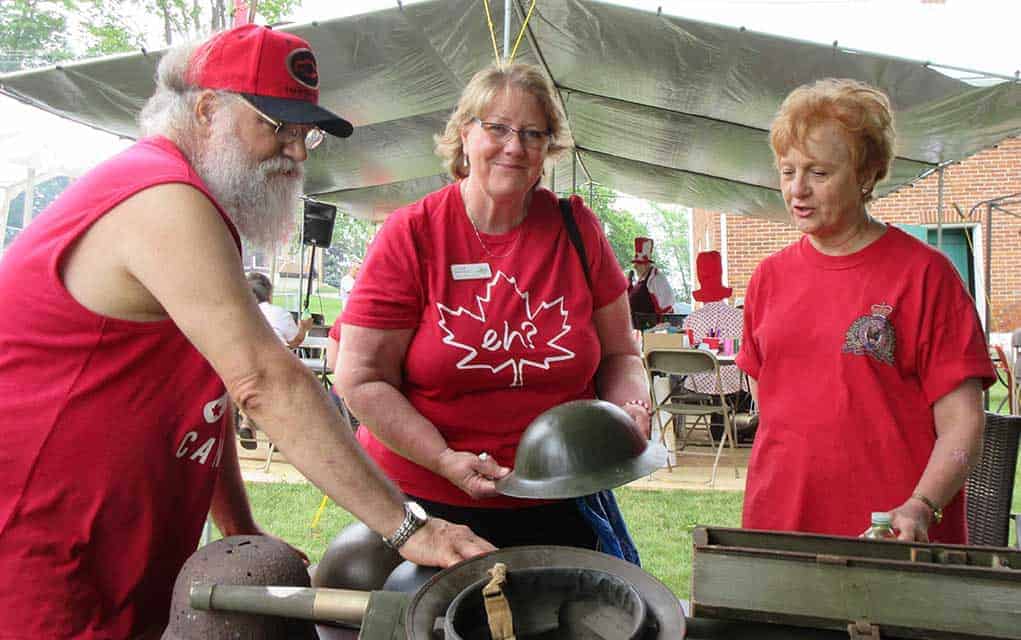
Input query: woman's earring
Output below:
<box><xmin>463</xmin><ymin>154</ymin><xmax>469</xmax><ymax>168</ymax></box>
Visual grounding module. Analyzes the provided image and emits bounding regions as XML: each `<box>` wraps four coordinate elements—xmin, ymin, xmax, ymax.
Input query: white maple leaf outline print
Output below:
<box><xmin>437</xmin><ymin>271</ymin><xmax>575</xmax><ymax>387</ymax></box>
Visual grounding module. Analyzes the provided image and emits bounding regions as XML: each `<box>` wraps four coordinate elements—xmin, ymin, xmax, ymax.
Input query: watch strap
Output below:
<box><xmin>911</xmin><ymin>492</ymin><xmax>943</xmax><ymax>525</ymax></box>
<box><xmin>383</xmin><ymin>502</ymin><xmax>427</xmax><ymax>550</ymax></box>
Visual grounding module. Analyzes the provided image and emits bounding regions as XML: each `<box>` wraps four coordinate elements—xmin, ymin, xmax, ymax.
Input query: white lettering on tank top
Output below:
<box><xmin>437</xmin><ymin>271</ymin><xmax>575</xmax><ymax>387</ymax></box>
<box><xmin>174</xmin><ymin>391</ymin><xmax>229</xmax><ymax>465</ymax></box>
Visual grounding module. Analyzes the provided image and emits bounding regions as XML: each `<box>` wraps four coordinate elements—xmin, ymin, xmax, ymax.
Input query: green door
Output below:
<box><xmin>898</xmin><ymin>224</ymin><xmax>974</xmax><ymax>297</ymax></box>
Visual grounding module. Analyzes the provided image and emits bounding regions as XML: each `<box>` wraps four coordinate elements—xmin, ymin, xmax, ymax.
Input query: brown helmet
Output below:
<box><xmin>496</xmin><ymin>400</ymin><xmax>667</xmax><ymax>499</ymax></box>
<box><xmin>162</xmin><ymin>535</ymin><xmax>315</xmax><ymax>640</ymax></box>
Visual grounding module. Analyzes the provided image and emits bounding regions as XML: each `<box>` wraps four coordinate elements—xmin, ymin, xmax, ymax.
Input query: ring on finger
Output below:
<box><xmin>478</xmin><ymin>452</ymin><xmax>489</xmax><ymax>462</ymax></box>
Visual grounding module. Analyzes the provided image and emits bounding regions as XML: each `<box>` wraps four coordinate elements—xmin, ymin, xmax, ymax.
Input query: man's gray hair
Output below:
<box><xmin>138</xmin><ymin>39</ymin><xmax>239</xmax><ymax>146</ymax></box>
<box><xmin>246</xmin><ymin>271</ymin><xmax>273</xmax><ymax>303</ymax></box>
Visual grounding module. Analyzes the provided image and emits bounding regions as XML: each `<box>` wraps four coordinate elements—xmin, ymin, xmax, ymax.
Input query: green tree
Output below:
<box><xmin>646</xmin><ymin>201</ymin><xmax>691</xmax><ymax>301</ymax></box>
<box><xmin>323</xmin><ymin>211</ymin><xmax>375</xmax><ymax>288</ymax></box>
<box><xmin>0</xmin><ymin>0</ymin><xmax>76</xmax><ymax>72</ymax></box>
<box><xmin>569</xmin><ymin>184</ymin><xmax>648</xmax><ymax>276</ymax></box>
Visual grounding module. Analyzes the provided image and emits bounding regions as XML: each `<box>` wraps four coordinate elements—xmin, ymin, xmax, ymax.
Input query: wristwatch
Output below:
<box><xmin>382</xmin><ymin>501</ymin><xmax>429</xmax><ymax>550</ymax></box>
<box><xmin>911</xmin><ymin>492</ymin><xmax>943</xmax><ymax>525</ymax></box>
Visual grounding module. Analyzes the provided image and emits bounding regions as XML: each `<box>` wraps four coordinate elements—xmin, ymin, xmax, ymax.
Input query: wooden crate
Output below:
<box><xmin>691</xmin><ymin>527</ymin><xmax>1021</xmax><ymax>639</ymax></box>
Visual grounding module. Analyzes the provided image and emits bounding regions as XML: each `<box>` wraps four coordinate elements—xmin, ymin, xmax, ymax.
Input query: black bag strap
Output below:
<box><xmin>559</xmin><ymin>197</ymin><xmax>592</xmax><ymax>290</ymax></box>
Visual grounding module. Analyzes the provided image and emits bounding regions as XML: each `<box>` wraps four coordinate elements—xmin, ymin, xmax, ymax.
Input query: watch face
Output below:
<box><xmin>408</xmin><ymin>501</ymin><xmax>428</xmax><ymax>522</ymax></box>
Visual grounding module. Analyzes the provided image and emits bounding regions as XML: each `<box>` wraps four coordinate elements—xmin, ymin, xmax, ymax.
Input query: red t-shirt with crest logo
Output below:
<box><xmin>343</xmin><ymin>183</ymin><xmax>627</xmax><ymax>507</ymax></box>
<box><xmin>736</xmin><ymin>226</ymin><xmax>994</xmax><ymax>543</ymax></box>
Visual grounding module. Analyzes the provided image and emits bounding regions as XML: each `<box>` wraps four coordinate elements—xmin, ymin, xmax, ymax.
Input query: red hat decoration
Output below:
<box><xmin>692</xmin><ymin>251</ymin><xmax>733</xmax><ymax>302</ymax></box>
<box><xmin>631</xmin><ymin>237</ymin><xmax>655</xmax><ymax>264</ymax></box>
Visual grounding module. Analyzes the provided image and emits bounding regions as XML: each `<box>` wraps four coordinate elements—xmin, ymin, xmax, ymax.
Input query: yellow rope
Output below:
<box><xmin>508</xmin><ymin>0</ymin><xmax>537</xmax><ymax>64</ymax></box>
<box><xmin>482</xmin><ymin>0</ymin><xmax>502</xmax><ymax>67</ymax></box>
<box><xmin>310</xmin><ymin>494</ymin><xmax>330</xmax><ymax>530</ymax></box>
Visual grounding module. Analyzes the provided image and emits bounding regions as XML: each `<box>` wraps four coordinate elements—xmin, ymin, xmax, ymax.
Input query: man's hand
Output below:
<box><xmin>298</xmin><ymin>315</ymin><xmax>314</xmax><ymax>331</ymax></box>
<box><xmin>398</xmin><ymin>518</ymin><xmax>496</xmax><ymax>567</ymax></box>
<box><xmin>888</xmin><ymin>498</ymin><xmax>933</xmax><ymax>542</ymax></box>
<box><xmin>435</xmin><ymin>448</ymin><xmax>510</xmax><ymax>499</ymax></box>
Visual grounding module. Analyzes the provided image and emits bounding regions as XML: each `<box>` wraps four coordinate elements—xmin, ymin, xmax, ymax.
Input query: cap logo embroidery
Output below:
<box><xmin>287</xmin><ymin>48</ymin><xmax>319</xmax><ymax>89</ymax></box>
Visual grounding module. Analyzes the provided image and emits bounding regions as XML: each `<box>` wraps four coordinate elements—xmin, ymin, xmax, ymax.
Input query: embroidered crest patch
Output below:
<box><xmin>842</xmin><ymin>303</ymin><xmax>896</xmax><ymax>365</ymax></box>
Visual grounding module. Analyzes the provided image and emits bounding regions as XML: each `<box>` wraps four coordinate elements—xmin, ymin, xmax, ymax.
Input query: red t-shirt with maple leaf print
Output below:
<box><xmin>343</xmin><ymin>183</ymin><xmax>628</xmax><ymax>507</ymax></box>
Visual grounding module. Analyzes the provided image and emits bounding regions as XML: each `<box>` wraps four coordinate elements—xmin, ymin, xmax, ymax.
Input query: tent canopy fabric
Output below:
<box><xmin>2</xmin><ymin>0</ymin><xmax>1019</xmax><ymax>222</ymax></box>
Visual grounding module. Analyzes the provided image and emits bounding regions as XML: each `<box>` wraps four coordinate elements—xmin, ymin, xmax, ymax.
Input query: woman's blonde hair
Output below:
<box><xmin>769</xmin><ymin>78</ymin><xmax>895</xmax><ymax>202</ymax></box>
<box><xmin>434</xmin><ymin>63</ymin><xmax>567</xmax><ymax>180</ymax></box>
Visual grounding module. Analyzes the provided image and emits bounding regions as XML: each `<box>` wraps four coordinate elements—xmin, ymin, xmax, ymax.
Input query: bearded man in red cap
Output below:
<box><xmin>0</xmin><ymin>25</ymin><xmax>492</xmax><ymax>638</ymax></box>
<box><xmin>627</xmin><ymin>237</ymin><xmax>677</xmax><ymax>321</ymax></box>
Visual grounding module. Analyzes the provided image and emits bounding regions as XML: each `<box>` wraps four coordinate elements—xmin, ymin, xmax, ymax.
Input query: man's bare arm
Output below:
<box><xmin>66</xmin><ymin>183</ymin><xmax>492</xmax><ymax>566</ymax></box>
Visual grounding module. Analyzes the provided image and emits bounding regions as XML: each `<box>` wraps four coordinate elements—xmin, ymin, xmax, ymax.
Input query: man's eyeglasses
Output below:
<box><xmin>241</xmin><ymin>99</ymin><xmax>325</xmax><ymax>150</ymax></box>
<box><xmin>472</xmin><ymin>117</ymin><xmax>551</xmax><ymax>150</ymax></box>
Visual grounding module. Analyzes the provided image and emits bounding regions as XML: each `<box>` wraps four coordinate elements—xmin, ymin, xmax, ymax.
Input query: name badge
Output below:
<box><xmin>451</xmin><ymin>263</ymin><xmax>492</xmax><ymax>281</ymax></box>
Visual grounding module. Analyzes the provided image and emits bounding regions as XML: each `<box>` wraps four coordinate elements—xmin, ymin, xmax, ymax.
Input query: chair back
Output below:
<box><xmin>965</xmin><ymin>412</ymin><xmax>1021</xmax><ymax>546</ymax></box>
<box><xmin>646</xmin><ymin>348</ymin><xmax>718</xmax><ymax>377</ymax></box>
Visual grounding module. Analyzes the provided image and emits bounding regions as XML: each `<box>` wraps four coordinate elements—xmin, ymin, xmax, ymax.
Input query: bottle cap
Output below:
<box><xmin>871</xmin><ymin>511</ymin><xmax>892</xmax><ymax>525</ymax></box>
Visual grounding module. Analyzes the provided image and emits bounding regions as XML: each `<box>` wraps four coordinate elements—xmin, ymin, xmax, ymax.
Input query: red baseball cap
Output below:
<box><xmin>187</xmin><ymin>24</ymin><xmax>353</xmax><ymax>138</ymax></box>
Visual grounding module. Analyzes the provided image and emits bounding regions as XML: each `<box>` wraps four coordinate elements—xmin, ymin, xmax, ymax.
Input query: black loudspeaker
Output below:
<box><xmin>302</xmin><ymin>200</ymin><xmax>337</xmax><ymax>247</ymax></box>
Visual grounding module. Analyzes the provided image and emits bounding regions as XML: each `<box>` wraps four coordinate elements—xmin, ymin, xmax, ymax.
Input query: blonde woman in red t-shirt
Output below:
<box><xmin>736</xmin><ymin>79</ymin><xmax>994</xmax><ymax>544</ymax></box>
<box><xmin>336</xmin><ymin>63</ymin><xmax>651</xmax><ymax>550</ymax></box>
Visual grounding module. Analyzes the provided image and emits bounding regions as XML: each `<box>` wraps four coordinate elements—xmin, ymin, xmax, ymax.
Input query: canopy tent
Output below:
<box><xmin>1</xmin><ymin>0</ymin><xmax>1019</xmax><ymax>222</ymax></box>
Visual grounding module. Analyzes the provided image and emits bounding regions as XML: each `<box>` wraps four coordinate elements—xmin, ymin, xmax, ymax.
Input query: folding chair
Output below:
<box><xmin>989</xmin><ymin>345</ymin><xmax>1015</xmax><ymax>415</ymax></box>
<box><xmin>298</xmin><ymin>335</ymin><xmax>333</xmax><ymax>390</ymax></box>
<box><xmin>965</xmin><ymin>412</ymin><xmax>1021</xmax><ymax>547</ymax></box>
<box><xmin>645</xmin><ymin>348</ymin><xmax>739</xmax><ymax>487</ymax></box>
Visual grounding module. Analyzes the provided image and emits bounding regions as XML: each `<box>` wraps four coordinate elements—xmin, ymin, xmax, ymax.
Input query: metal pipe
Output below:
<box><xmin>503</xmin><ymin>0</ymin><xmax>511</xmax><ymax>60</ymax></box>
<box><xmin>984</xmin><ymin>202</ymin><xmax>992</xmax><ymax>337</ymax></box>
<box><xmin>572</xmin><ymin>150</ymin><xmax>578</xmax><ymax>194</ymax></box>
<box><xmin>190</xmin><ymin>584</ymin><xmax>372</xmax><ymax>626</ymax></box>
<box><xmin>936</xmin><ymin>166</ymin><xmax>944</xmax><ymax>249</ymax></box>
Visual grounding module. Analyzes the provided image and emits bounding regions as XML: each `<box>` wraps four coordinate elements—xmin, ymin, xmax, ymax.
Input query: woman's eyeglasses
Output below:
<box><xmin>241</xmin><ymin>99</ymin><xmax>325</xmax><ymax>150</ymax></box>
<box><xmin>472</xmin><ymin>117</ymin><xmax>551</xmax><ymax>150</ymax></box>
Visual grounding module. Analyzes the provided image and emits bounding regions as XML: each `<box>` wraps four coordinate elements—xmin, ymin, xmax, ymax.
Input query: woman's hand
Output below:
<box><xmin>622</xmin><ymin>402</ymin><xmax>652</xmax><ymax>439</ymax></box>
<box><xmin>888</xmin><ymin>498</ymin><xmax>933</xmax><ymax>542</ymax></box>
<box><xmin>435</xmin><ymin>448</ymin><xmax>511</xmax><ymax>499</ymax></box>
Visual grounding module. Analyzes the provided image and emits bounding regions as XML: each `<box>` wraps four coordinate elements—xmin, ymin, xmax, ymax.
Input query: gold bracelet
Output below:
<box><xmin>911</xmin><ymin>492</ymin><xmax>943</xmax><ymax>525</ymax></box>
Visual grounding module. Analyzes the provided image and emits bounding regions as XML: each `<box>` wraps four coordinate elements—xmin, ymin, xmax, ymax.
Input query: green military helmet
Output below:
<box><xmin>442</xmin><ymin>565</ymin><xmax>648</xmax><ymax>640</ymax></box>
<box><xmin>163</xmin><ymin>535</ymin><xmax>316</xmax><ymax>640</ymax></box>
<box><xmin>312</xmin><ymin>522</ymin><xmax>403</xmax><ymax>592</ymax></box>
<box><xmin>403</xmin><ymin>545</ymin><xmax>685</xmax><ymax>640</ymax></box>
<box><xmin>495</xmin><ymin>399</ymin><xmax>667</xmax><ymax>500</ymax></box>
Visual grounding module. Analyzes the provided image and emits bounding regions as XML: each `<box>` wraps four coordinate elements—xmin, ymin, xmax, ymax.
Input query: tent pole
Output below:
<box><xmin>984</xmin><ymin>202</ymin><xmax>992</xmax><ymax>337</ymax></box>
<box><xmin>936</xmin><ymin>166</ymin><xmax>944</xmax><ymax>250</ymax></box>
<box><xmin>572</xmin><ymin>151</ymin><xmax>578</xmax><ymax>194</ymax></box>
<box><xmin>503</xmin><ymin>0</ymin><xmax>511</xmax><ymax>60</ymax></box>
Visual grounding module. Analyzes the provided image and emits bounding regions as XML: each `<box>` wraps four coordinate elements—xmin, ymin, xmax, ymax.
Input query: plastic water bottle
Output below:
<box><xmin>863</xmin><ymin>512</ymin><xmax>897</xmax><ymax>540</ymax></box>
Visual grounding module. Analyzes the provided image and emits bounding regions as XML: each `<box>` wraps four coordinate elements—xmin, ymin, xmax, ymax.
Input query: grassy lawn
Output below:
<box><xmin>270</xmin><ymin>293</ymin><xmax>344</xmax><ymax>326</ymax></box>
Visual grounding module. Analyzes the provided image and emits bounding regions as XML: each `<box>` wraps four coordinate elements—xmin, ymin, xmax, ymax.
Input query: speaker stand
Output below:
<box><xmin>303</xmin><ymin>244</ymin><xmax>317</xmax><ymax>314</ymax></box>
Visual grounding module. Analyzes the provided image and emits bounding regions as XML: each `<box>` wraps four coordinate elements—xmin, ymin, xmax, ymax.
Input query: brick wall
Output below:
<box><xmin>696</xmin><ymin>135</ymin><xmax>1021</xmax><ymax>332</ymax></box>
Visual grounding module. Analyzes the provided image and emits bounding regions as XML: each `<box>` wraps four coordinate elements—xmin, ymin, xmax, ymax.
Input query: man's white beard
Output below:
<box><xmin>191</xmin><ymin>117</ymin><xmax>304</xmax><ymax>251</ymax></box>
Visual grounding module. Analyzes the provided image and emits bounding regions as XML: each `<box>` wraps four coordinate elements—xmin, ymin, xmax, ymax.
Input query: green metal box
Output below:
<box><xmin>691</xmin><ymin>527</ymin><xmax>1021</xmax><ymax>639</ymax></box>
